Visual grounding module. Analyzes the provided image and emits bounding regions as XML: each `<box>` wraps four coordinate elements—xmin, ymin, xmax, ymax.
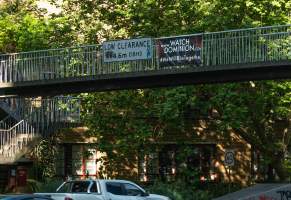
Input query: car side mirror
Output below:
<box><xmin>141</xmin><ymin>191</ymin><xmax>149</xmax><ymax>197</ymax></box>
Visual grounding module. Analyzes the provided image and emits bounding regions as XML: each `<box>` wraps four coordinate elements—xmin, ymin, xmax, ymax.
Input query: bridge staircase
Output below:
<box><xmin>0</xmin><ymin>96</ymin><xmax>80</xmax><ymax>164</ymax></box>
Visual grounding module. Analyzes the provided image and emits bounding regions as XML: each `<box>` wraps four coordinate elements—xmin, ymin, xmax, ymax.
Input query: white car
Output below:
<box><xmin>36</xmin><ymin>179</ymin><xmax>170</xmax><ymax>200</ymax></box>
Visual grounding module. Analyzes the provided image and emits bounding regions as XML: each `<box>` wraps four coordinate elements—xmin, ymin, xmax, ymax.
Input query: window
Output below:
<box><xmin>139</xmin><ymin>152</ymin><xmax>159</xmax><ymax>182</ymax></box>
<box><xmin>55</xmin><ymin>145</ymin><xmax>65</xmax><ymax>177</ymax></box>
<box><xmin>64</xmin><ymin>144</ymin><xmax>72</xmax><ymax>177</ymax></box>
<box><xmin>123</xmin><ymin>183</ymin><xmax>143</xmax><ymax>196</ymax></box>
<box><xmin>57</xmin><ymin>182</ymin><xmax>72</xmax><ymax>193</ymax></box>
<box><xmin>139</xmin><ymin>144</ymin><xmax>216</xmax><ymax>182</ymax></box>
<box><xmin>106</xmin><ymin>182</ymin><xmax>123</xmax><ymax>195</ymax></box>
<box><xmin>84</xmin><ymin>148</ymin><xmax>97</xmax><ymax>176</ymax></box>
<box><xmin>90</xmin><ymin>181</ymin><xmax>99</xmax><ymax>193</ymax></box>
<box><xmin>71</xmin><ymin>181</ymin><xmax>90</xmax><ymax>193</ymax></box>
<box><xmin>159</xmin><ymin>147</ymin><xmax>176</xmax><ymax>182</ymax></box>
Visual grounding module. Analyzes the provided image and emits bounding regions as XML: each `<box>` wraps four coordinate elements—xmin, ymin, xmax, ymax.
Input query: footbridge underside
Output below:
<box><xmin>0</xmin><ymin>61</ymin><xmax>290</xmax><ymax>96</ymax></box>
<box><xmin>0</xmin><ymin>25</ymin><xmax>290</xmax><ymax>96</ymax></box>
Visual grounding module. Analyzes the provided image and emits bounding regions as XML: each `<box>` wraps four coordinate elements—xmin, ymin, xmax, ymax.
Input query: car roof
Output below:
<box><xmin>65</xmin><ymin>179</ymin><xmax>132</xmax><ymax>183</ymax></box>
<box><xmin>67</xmin><ymin>179</ymin><xmax>131</xmax><ymax>182</ymax></box>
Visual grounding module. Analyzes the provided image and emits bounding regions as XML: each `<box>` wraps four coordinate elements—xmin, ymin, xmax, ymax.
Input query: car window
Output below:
<box><xmin>123</xmin><ymin>183</ymin><xmax>143</xmax><ymax>196</ymax></box>
<box><xmin>90</xmin><ymin>182</ymin><xmax>97</xmax><ymax>193</ymax></box>
<box><xmin>57</xmin><ymin>182</ymin><xmax>72</xmax><ymax>193</ymax></box>
<box><xmin>71</xmin><ymin>181</ymin><xmax>90</xmax><ymax>193</ymax></box>
<box><xmin>106</xmin><ymin>182</ymin><xmax>123</xmax><ymax>195</ymax></box>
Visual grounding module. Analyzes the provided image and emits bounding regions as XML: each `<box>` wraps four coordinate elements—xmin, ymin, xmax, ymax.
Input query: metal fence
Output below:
<box><xmin>203</xmin><ymin>25</ymin><xmax>291</xmax><ymax>66</ymax></box>
<box><xmin>0</xmin><ymin>25</ymin><xmax>290</xmax><ymax>83</ymax></box>
<box><xmin>0</xmin><ymin>120</ymin><xmax>35</xmax><ymax>158</ymax></box>
<box><xmin>0</xmin><ymin>96</ymin><xmax>81</xmax><ymax>160</ymax></box>
<box><xmin>0</xmin><ymin>96</ymin><xmax>81</xmax><ymax>125</ymax></box>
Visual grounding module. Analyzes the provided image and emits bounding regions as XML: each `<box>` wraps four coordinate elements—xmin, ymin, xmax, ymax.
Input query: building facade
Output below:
<box><xmin>54</xmin><ymin>125</ymin><xmax>253</xmax><ymax>186</ymax></box>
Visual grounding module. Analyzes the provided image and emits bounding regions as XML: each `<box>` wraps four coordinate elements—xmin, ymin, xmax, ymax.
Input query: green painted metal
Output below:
<box><xmin>0</xmin><ymin>25</ymin><xmax>290</xmax><ymax>83</ymax></box>
<box><xmin>0</xmin><ymin>96</ymin><xmax>81</xmax><ymax>160</ymax></box>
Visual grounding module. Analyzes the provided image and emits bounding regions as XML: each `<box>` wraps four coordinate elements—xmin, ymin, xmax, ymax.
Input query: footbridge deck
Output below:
<box><xmin>0</xmin><ymin>25</ymin><xmax>290</xmax><ymax>96</ymax></box>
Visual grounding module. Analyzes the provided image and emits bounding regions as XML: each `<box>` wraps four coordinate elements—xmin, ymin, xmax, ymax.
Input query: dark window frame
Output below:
<box><xmin>71</xmin><ymin>181</ymin><xmax>91</xmax><ymax>193</ymax></box>
<box><xmin>122</xmin><ymin>183</ymin><xmax>144</xmax><ymax>196</ymax></box>
<box><xmin>139</xmin><ymin>143</ymin><xmax>217</xmax><ymax>182</ymax></box>
<box><xmin>89</xmin><ymin>181</ymin><xmax>102</xmax><ymax>194</ymax></box>
<box><xmin>105</xmin><ymin>182</ymin><xmax>125</xmax><ymax>196</ymax></box>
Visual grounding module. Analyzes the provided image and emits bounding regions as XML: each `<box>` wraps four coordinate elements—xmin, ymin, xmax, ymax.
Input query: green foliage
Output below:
<box><xmin>284</xmin><ymin>156</ymin><xmax>291</xmax><ymax>181</ymax></box>
<box><xmin>146</xmin><ymin>180</ymin><xmax>242</xmax><ymax>200</ymax></box>
<box><xmin>204</xmin><ymin>182</ymin><xmax>242</xmax><ymax>198</ymax></box>
<box><xmin>16</xmin><ymin>14</ymin><xmax>51</xmax><ymax>51</ymax></box>
<box><xmin>146</xmin><ymin>180</ymin><xmax>212</xmax><ymax>200</ymax></box>
<box><xmin>36</xmin><ymin>179</ymin><xmax>64</xmax><ymax>192</ymax></box>
<box><xmin>0</xmin><ymin>0</ymin><xmax>290</xmax><ymax>184</ymax></box>
<box><xmin>0</xmin><ymin>0</ymin><xmax>79</xmax><ymax>53</ymax></box>
<box><xmin>74</xmin><ymin>0</ymin><xmax>290</xmax><ymax>179</ymax></box>
<box><xmin>209</xmin><ymin>81</ymin><xmax>291</xmax><ymax>180</ymax></box>
<box><xmin>27</xmin><ymin>179</ymin><xmax>41</xmax><ymax>193</ymax></box>
<box><xmin>20</xmin><ymin>178</ymin><xmax>64</xmax><ymax>193</ymax></box>
<box><xmin>31</xmin><ymin>139</ymin><xmax>57</xmax><ymax>181</ymax></box>
<box><xmin>0</xmin><ymin>0</ymin><xmax>46</xmax><ymax>52</ymax></box>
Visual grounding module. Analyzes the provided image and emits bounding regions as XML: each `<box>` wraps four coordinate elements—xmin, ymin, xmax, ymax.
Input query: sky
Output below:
<box><xmin>36</xmin><ymin>0</ymin><xmax>62</xmax><ymax>15</ymax></box>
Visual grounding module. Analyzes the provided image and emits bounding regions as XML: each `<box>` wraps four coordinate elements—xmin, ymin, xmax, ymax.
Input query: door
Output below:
<box><xmin>71</xmin><ymin>181</ymin><xmax>103</xmax><ymax>200</ymax></box>
<box><xmin>72</xmin><ymin>193</ymin><xmax>104</xmax><ymax>200</ymax></box>
<box><xmin>105</xmin><ymin>182</ymin><xmax>127</xmax><ymax>200</ymax></box>
<box><xmin>106</xmin><ymin>181</ymin><xmax>153</xmax><ymax>200</ymax></box>
<box><xmin>122</xmin><ymin>183</ymin><xmax>149</xmax><ymax>200</ymax></box>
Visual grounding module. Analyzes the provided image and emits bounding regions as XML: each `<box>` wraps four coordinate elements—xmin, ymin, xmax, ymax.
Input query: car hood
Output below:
<box><xmin>149</xmin><ymin>193</ymin><xmax>170</xmax><ymax>200</ymax></box>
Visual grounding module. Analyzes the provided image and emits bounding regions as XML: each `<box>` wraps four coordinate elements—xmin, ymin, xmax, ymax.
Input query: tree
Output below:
<box><xmin>1</xmin><ymin>0</ymin><xmax>290</xmax><ymax>182</ymax></box>
<box><xmin>0</xmin><ymin>0</ymin><xmax>77</xmax><ymax>53</ymax></box>
<box><xmin>78</xmin><ymin>0</ymin><xmax>291</xmax><ymax>181</ymax></box>
<box><xmin>208</xmin><ymin>81</ymin><xmax>291</xmax><ymax>181</ymax></box>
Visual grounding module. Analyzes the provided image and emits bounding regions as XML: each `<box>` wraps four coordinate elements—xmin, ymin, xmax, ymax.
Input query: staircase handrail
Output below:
<box><xmin>0</xmin><ymin>97</ymin><xmax>80</xmax><ymax>162</ymax></box>
<box><xmin>0</xmin><ymin>119</ymin><xmax>36</xmax><ymax>160</ymax></box>
<box><xmin>0</xmin><ymin>97</ymin><xmax>25</xmax><ymax>110</ymax></box>
<box><xmin>0</xmin><ymin>97</ymin><xmax>80</xmax><ymax>134</ymax></box>
<box><xmin>0</xmin><ymin>116</ymin><xmax>16</xmax><ymax>130</ymax></box>
<box><xmin>0</xmin><ymin>100</ymin><xmax>30</xmax><ymax>129</ymax></box>
<box><xmin>0</xmin><ymin>96</ymin><xmax>81</xmax><ymax>124</ymax></box>
<box><xmin>0</xmin><ymin>120</ymin><xmax>26</xmax><ymax>132</ymax></box>
<box><xmin>0</xmin><ymin>106</ymin><xmax>24</xmax><ymax>124</ymax></box>
<box><xmin>0</xmin><ymin>96</ymin><xmax>81</xmax><ymax>161</ymax></box>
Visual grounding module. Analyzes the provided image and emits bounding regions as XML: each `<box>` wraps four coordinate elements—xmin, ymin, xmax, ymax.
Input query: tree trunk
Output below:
<box><xmin>262</xmin><ymin>149</ymin><xmax>288</xmax><ymax>182</ymax></box>
<box><xmin>273</xmin><ymin>155</ymin><xmax>288</xmax><ymax>182</ymax></box>
<box><xmin>266</xmin><ymin>164</ymin><xmax>275</xmax><ymax>182</ymax></box>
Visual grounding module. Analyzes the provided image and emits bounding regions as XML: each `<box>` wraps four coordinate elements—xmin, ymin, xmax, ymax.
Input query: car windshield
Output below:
<box><xmin>57</xmin><ymin>181</ymin><xmax>91</xmax><ymax>193</ymax></box>
<box><xmin>71</xmin><ymin>181</ymin><xmax>91</xmax><ymax>193</ymax></box>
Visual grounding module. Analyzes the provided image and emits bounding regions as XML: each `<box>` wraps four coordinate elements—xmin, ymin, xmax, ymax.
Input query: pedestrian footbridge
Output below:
<box><xmin>0</xmin><ymin>25</ymin><xmax>291</xmax><ymax>96</ymax></box>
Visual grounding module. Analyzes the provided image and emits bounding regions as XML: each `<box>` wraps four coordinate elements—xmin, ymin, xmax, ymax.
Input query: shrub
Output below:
<box><xmin>145</xmin><ymin>179</ymin><xmax>243</xmax><ymax>200</ymax></box>
<box><xmin>36</xmin><ymin>179</ymin><xmax>64</xmax><ymax>192</ymax></box>
<box><xmin>201</xmin><ymin>182</ymin><xmax>242</xmax><ymax>198</ymax></box>
<box><xmin>27</xmin><ymin>179</ymin><xmax>41</xmax><ymax>192</ymax></box>
<box><xmin>146</xmin><ymin>180</ymin><xmax>212</xmax><ymax>200</ymax></box>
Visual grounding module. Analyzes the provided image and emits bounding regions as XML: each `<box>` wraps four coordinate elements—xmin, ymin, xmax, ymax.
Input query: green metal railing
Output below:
<box><xmin>0</xmin><ymin>97</ymin><xmax>80</xmax><ymax>125</ymax></box>
<box><xmin>0</xmin><ymin>96</ymin><xmax>81</xmax><ymax>160</ymax></box>
<box><xmin>203</xmin><ymin>25</ymin><xmax>291</xmax><ymax>66</ymax></box>
<box><xmin>0</xmin><ymin>25</ymin><xmax>290</xmax><ymax>83</ymax></box>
